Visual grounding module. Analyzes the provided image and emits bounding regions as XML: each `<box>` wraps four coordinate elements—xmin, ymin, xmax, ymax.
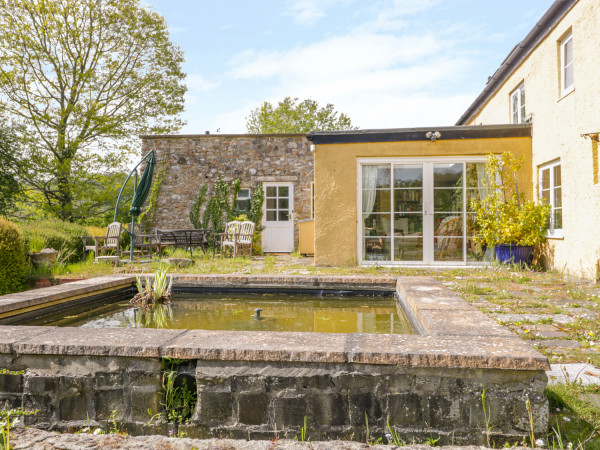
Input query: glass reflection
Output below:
<box><xmin>434</xmin><ymin>163</ymin><xmax>463</xmax><ymax>187</ymax></box>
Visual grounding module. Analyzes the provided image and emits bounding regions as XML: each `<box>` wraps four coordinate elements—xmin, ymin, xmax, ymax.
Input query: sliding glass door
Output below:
<box><xmin>360</xmin><ymin>159</ymin><xmax>488</xmax><ymax>265</ymax></box>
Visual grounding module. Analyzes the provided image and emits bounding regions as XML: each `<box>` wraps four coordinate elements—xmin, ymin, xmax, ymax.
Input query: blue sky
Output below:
<box><xmin>148</xmin><ymin>0</ymin><xmax>553</xmax><ymax>134</ymax></box>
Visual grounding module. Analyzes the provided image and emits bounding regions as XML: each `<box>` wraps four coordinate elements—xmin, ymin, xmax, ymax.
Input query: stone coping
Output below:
<box><xmin>0</xmin><ymin>274</ymin><xmax>549</xmax><ymax>371</ymax></box>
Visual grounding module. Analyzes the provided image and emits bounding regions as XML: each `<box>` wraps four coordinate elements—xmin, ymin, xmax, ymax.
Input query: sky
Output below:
<box><xmin>148</xmin><ymin>0</ymin><xmax>554</xmax><ymax>134</ymax></box>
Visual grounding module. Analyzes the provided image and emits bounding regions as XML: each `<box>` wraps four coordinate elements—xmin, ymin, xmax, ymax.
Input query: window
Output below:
<box><xmin>510</xmin><ymin>83</ymin><xmax>526</xmax><ymax>124</ymax></box>
<box><xmin>560</xmin><ymin>32</ymin><xmax>574</xmax><ymax>96</ymax></box>
<box><xmin>236</xmin><ymin>188</ymin><xmax>251</xmax><ymax>212</ymax></box>
<box><xmin>539</xmin><ymin>161</ymin><xmax>562</xmax><ymax>237</ymax></box>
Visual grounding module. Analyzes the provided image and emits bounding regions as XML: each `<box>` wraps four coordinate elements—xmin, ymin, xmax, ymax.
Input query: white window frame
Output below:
<box><xmin>560</xmin><ymin>32</ymin><xmax>574</xmax><ymax>97</ymax></box>
<box><xmin>539</xmin><ymin>160</ymin><xmax>563</xmax><ymax>239</ymax></box>
<box><xmin>510</xmin><ymin>83</ymin><xmax>526</xmax><ymax>124</ymax></box>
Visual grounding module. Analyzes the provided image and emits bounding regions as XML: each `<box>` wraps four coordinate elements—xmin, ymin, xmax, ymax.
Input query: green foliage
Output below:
<box><xmin>0</xmin><ymin>0</ymin><xmax>186</xmax><ymax>221</ymax></box>
<box><xmin>1</xmin><ymin>408</ymin><xmax>37</xmax><ymax>449</ymax></box>
<box><xmin>0</xmin><ymin>127</ymin><xmax>21</xmax><ymax>216</ymax></box>
<box><xmin>132</xmin><ymin>264</ymin><xmax>173</xmax><ymax>305</ymax></box>
<box><xmin>246</xmin><ymin>97</ymin><xmax>358</xmax><ymax>133</ymax></box>
<box><xmin>189</xmin><ymin>184</ymin><xmax>208</xmax><ymax>229</ymax></box>
<box><xmin>139</xmin><ymin>154</ymin><xmax>169</xmax><ymax>232</ymax></box>
<box><xmin>471</xmin><ymin>153</ymin><xmax>550</xmax><ymax>246</ymax></box>
<box><xmin>0</xmin><ymin>218</ymin><xmax>28</xmax><ymax>295</ymax></box>
<box><xmin>20</xmin><ymin>219</ymin><xmax>88</xmax><ymax>263</ymax></box>
<box><xmin>248</xmin><ymin>184</ymin><xmax>264</xmax><ymax>225</ymax></box>
<box><xmin>161</xmin><ymin>360</ymin><xmax>197</xmax><ymax>424</ymax></box>
<box><xmin>198</xmin><ymin>178</ymin><xmax>243</xmax><ymax>233</ymax></box>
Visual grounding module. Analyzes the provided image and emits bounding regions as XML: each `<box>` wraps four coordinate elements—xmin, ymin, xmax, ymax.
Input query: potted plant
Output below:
<box><xmin>471</xmin><ymin>152</ymin><xmax>550</xmax><ymax>265</ymax></box>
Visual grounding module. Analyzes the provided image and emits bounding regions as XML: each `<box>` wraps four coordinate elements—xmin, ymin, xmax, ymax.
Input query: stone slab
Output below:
<box><xmin>14</xmin><ymin>327</ymin><xmax>186</xmax><ymax>358</ymax></box>
<box><xmin>547</xmin><ymin>363</ymin><xmax>600</xmax><ymax>385</ymax></box>
<box><xmin>416</xmin><ymin>309</ymin><xmax>516</xmax><ymax>337</ymax></box>
<box><xmin>163</xmin><ymin>330</ymin><xmax>348</xmax><ymax>363</ymax></box>
<box><xmin>0</xmin><ymin>326</ymin><xmax>56</xmax><ymax>353</ymax></box>
<box><xmin>0</xmin><ymin>275</ymin><xmax>136</xmax><ymax>314</ymax></box>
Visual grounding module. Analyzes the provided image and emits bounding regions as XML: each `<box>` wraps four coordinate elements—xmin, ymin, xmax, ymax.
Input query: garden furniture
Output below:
<box><xmin>82</xmin><ymin>222</ymin><xmax>123</xmax><ymax>260</ymax></box>
<box><xmin>219</xmin><ymin>221</ymin><xmax>255</xmax><ymax>258</ymax></box>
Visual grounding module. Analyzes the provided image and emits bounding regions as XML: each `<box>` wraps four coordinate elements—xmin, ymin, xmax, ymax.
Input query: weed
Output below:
<box><xmin>426</xmin><ymin>436</ymin><xmax>440</xmax><ymax>446</ymax></box>
<box><xmin>526</xmin><ymin>396</ymin><xmax>536</xmax><ymax>447</ymax></box>
<box><xmin>1</xmin><ymin>408</ymin><xmax>37</xmax><ymax>449</ymax></box>
<box><xmin>293</xmin><ymin>416</ymin><xmax>310</xmax><ymax>442</ymax></box>
<box><xmin>482</xmin><ymin>387</ymin><xmax>493</xmax><ymax>447</ymax></box>
<box><xmin>386</xmin><ymin>419</ymin><xmax>405</xmax><ymax>446</ymax></box>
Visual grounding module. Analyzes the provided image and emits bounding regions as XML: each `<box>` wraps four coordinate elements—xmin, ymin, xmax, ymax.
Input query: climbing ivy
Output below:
<box><xmin>189</xmin><ymin>184</ymin><xmax>207</xmax><ymax>229</ymax></box>
<box><xmin>138</xmin><ymin>152</ymin><xmax>169</xmax><ymax>233</ymax></box>
<box><xmin>248</xmin><ymin>184</ymin><xmax>264</xmax><ymax>225</ymax></box>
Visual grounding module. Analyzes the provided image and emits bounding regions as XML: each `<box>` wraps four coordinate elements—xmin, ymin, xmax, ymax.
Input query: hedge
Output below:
<box><xmin>20</xmin><ymin>219</ymin><xmax>89</xmax><ymax>263</ymax></box>
<box><xmin>0</xmin><ymin>217</ymin><xmax>28</xmax><ymax>294</ymax></box>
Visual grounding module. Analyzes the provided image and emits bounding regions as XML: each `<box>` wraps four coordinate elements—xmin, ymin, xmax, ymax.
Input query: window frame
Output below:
<box><xmin>560</xmin><ymin>32</ymin><xmax>574</xmax><ymax>97</ymax></box>
<box><xmin>539</xmin><ymin>160</ymin><xmax>563</xmax><ymax>239</ymax></box>
<box><xmin>509</xmin><ymin>82</ymin><xmax>526</xmax><ymax>124</ymax></box>
<box><xmin>236</xmin><ymin>188</ymin><xmax>252</xmax><ymax>213</ymax></box>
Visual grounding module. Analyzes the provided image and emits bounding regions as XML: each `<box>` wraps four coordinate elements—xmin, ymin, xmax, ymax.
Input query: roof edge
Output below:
<box><xmin>307</xmin><ymin>124</ymin><xmax>531</xmax><ymax>145</ymax></box>
<box><xmin>456</xmin><ymin>0</ymin><xmax>578</xmax><ymax>126</ymax></box>
<box><xmin>140</xmin><ymin>133</ymin><xmax>309</xmax><ymax>140</ymax></box>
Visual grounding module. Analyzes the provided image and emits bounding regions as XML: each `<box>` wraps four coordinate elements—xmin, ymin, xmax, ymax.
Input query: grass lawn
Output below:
<box><xmin>38</xmin><ymin>251</ymin><xmax>600</xmax><ymax>448</ymax></box>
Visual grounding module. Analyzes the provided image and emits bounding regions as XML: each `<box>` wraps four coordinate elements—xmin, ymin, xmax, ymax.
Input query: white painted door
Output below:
<box><xmin>262</xmin><ymin>182</ymin><xmax>294</xmax><ymax>252</ymax></box>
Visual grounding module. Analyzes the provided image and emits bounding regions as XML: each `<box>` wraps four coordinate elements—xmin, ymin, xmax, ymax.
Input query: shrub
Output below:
<box><xmin>20</xmin><ymin>219</ymin><xmax>89</xmax><ymax>263</ymax></box>
<box><xmin>0</xmin><ymin>218</ymin><xmax>28</xmax><ymax>294</ymax></box>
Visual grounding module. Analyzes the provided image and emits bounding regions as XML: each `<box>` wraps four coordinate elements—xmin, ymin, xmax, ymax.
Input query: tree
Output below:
<box><xmin>0</xmin><ymin>125</ymin><xmax>21</xmax><ymax>215</ymax></box>
<box><xmin>0</xmin><ymin>0</ymin><xmax>186</xmax><ymax>221</ymax></box>
<box><xmin>246</xmin><ymin>97</ymin><xmax>357</xmax><ymax>134</ymax></box>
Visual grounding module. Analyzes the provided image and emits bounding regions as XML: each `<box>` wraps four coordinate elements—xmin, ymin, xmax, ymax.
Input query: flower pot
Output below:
<box><xmin>29</xmin><ymin>248</ymin><xmax>58</xmax><ymax>268</ymax></box>
<box><xmin>495</xmin><ymin>244</ymin><xmax>534</xmax><ymax>265</ymax></box>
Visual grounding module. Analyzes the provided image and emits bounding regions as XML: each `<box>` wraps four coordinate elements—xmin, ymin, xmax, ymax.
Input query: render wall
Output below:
<box><xmin>141</xmin><ymin>135</ymin><xmax>313</xmax><ymax>248</ymax></box>
<box><xmin>314</xmin><ymin>137</ymin><xmax>532</xmax><ymax>266</ymax></box>
<box><xmin>466</xmin><ymin>0</ymin><xmax>600</xmax><ymax>278</ymax></box>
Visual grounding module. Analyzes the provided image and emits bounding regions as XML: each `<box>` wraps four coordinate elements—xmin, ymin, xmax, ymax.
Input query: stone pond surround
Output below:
<box><xmin>0</xmin><ymin>275</ymin><xmax>549</xmax><ymax>445</ymax></box>
<box><xmin>141</xmin><ymin>134</ymin><xmax>314</xmax><ymax>247</ymax></box>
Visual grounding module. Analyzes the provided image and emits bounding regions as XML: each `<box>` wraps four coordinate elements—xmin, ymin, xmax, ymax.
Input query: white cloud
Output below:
<box><xmin>186</xmin><ymin>73</ymin><xmax>221</xmax><ymax>93</ymax></box>
<box><xmin>285</xmin><ymin>0</ymin><xmax>355</xmax><ymax>26</ymax></box>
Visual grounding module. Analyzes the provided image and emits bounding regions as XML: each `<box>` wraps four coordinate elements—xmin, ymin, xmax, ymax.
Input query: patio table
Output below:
<box><xmin>154</xmin><ymin>229</ymin><xmax>215</xmax><ymax>257</ymax></box>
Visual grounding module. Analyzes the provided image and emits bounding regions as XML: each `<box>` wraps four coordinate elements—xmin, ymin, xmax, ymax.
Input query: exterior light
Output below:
<box><xmin>426</xmin><ymin>131</ymin><xmax>442</xmax><ymax>142</ymax></box>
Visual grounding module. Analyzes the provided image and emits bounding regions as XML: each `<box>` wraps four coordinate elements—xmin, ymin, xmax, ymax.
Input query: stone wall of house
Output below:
<box><xmin>141</xmin><ymin>134</ymin><xmax>313</xmax><ymax>249</ymax></box>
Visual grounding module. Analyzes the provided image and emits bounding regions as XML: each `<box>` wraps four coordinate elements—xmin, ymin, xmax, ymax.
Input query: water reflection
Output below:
<box><xmin>134</xmin><ymin>303</ymin><xmax>173</xmax><ymax>329</ymax></box>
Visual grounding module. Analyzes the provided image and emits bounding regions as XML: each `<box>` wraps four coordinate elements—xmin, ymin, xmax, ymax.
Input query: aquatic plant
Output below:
<box><xmin>131</xmin><ymin>265</ymin><xmax>173</xmax><ymax>305</ymax></box>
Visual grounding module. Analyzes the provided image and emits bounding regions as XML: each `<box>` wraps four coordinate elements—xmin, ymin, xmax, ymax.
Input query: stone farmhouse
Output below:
<box><xmin>143</xmin><ymin>0</ymin><xmax>598</xmax><ymax>278</ymax></box>
<box><xmin>456</xmin><ymin>0</ymin><xmax>600</xmax><ymax>278</ymax></box>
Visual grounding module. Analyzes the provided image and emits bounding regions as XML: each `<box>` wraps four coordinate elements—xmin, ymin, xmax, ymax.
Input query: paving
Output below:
<box><xmin>546</xmin><ymin>363</ymin><xmax>600</xmax><ymax>385</ymax></box>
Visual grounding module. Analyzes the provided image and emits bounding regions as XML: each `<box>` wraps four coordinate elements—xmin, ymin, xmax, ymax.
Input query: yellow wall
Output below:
<box><xmin>314</xmin><ymin>137</ymin><xmax>532</xmax><ymax>266</ymax></box>
<box><xmin>466</xmin><ymin>0</ymin><xmax>600</xmax><ymax>278</ymax></box>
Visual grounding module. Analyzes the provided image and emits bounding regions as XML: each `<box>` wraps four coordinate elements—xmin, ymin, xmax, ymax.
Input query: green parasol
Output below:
<box><xmin>114</xmin><ymin>150</ymin><xmax>156</xmax><ymax>261</ymax></box>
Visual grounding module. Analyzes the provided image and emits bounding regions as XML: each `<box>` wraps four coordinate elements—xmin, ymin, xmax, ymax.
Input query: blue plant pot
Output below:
<box><xmin>495</xmin><ymin>244</ymin><xmax>534</xmax><ymax>265</ymax></box>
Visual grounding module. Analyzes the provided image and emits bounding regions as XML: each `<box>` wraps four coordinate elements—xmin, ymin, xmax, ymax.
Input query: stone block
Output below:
<box><xmin>197</xmin><ymin>391</ymin><xmax>232</xmax><ymax>424</ymax></box>
<box><xmin>238</xmin><ymin>392</ymin><xmax>268</xmax><ymax>425</ymax></box>
<box><xmin>0</xmin><ymin>394</ymin><xmax>22</xmax><ymax>410</ymax></box>
<box><xmin>348</xmin><ymin>392</ymin><xmax>382</xmax><ymax>426</ymax></box>
<box><xmin>95</xmin><ymin>390</ymin><xmax>125</xmax><ymax>421</ymax></box>
<box><xmin>177</xmin><ymin>423</ymin><xmax>210</xmax><ymax>439</ymax></box>
<box><xmin>311</xmin><ymin>393</ymin><xmax>347</xmax><ymax>426</ymax></box>
<box><xmin>26</xmin><ymin>376</ymin><xmax>57</xmax><ymax>394</ymax></box>
<box><xmin>59</xmin><ymin>393</ymin><xmax>88</xmax><ymax>422</ymax></box>
<box><xmin>274</xmin><ymin>396</ymin><xmax>307</xmax><ymax>427</ymax></box>
<box><xmin>95</xmin><ymin>372</ymin><xmax>123</xmax><ymax>389</ymax></box>
<box><xmin>386</xmin><ymin>393</ymin><xmax>423</xmax><ymax>426</ymax></box>
<box><xmin>0</xmin><ymin>373</ymin><xmax>23</xmax><ymax>393</ymax></box>
<box><xmin>428</xmin><ymin>396</ymin><xmax>460</xmax><ymax>428</ymax></box>
<box><xmin>130</xmin><ymin>387</ymin><xmax>163</xmax><ymax>422</ymax></box>
<box><xmin>23</xmin><ymin>394</ymin><xmax>54</xmax><ymax>422</ymax></box>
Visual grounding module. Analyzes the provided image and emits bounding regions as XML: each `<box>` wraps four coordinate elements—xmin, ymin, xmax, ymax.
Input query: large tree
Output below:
<box><xmin>246</xmin><ymin>97</ymin><xmax>357</xmax><ymax>134</ymax></box>
<box><xmin>0</xmin><ymin>124</ymin><xmax>21</xmax><ymax>215</ymax></box>
<box><xmin>0</xmin><ymin>0</ymin><xmax>186</xmax><ymax>221</ymax></box>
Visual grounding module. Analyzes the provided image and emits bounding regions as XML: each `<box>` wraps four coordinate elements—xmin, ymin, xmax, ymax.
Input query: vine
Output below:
<box><xmin>138</xmin><ymin>151</ymin><xmax>170</xmax><ymax>233</ymax></box>
<box><xmin>189</xmin><ymin>184</ymin><xmax>207</xmax><ymax>229</ymax></box>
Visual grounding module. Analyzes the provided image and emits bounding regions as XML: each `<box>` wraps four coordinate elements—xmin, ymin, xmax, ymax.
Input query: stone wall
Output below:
<box><xmin>0</xmin><ymin>355</ymin><xmax>547</xmax><ymax>445</ymax></box>
<box><xmin>141</xmin><ymin>134</ymin><xmax>314</xmax><ymax>248</ymax></box>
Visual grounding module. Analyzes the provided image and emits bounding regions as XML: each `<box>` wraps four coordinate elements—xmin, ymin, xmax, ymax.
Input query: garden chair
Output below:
<box><xmin>219</xmin><ymin>220</ymin><xmax>255</xmax><ymax>258</ymax></box>
<box><xmin>435</xmin><ymin>216</ymin><xmax>462</xmax><ymax>259</ymax></box>
<box><xmin>82</xmin><ymin>222</ymin><xmax>123</xmax><ymax>260</ymax></box>
<box><xmin>123</xmin><ymin>223</ymin><xmax>154</xmax><ymax>258</ymax></box>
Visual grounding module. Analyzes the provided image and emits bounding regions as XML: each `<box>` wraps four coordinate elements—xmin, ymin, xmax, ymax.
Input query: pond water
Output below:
<box><xmin>23</xmin><ymin>292</ymin><xmax>414</xmax><ymax>334</ymax></box>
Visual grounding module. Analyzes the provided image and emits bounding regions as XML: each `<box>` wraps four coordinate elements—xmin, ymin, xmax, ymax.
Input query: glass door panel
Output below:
<box><xmin>393</xmin><ymin>164</ymin><xmax>423</xmax><ymax>262</ymax></box>
<box><xmin>362</xmin><ymin>165</ymin><xmax>391</xmax><ymax>261</ymax></box>
<box><xmin>433</xmin><ymin>163</ymin><xmax>464</xmax><ymax>262</ymax></box>
<box><xmin>465</xmin><ymin>162</ymin><xmax>488</xmax><ymax>262</ymax></box>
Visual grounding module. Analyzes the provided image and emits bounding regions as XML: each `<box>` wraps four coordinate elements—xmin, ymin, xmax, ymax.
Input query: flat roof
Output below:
<box><xmin>307</xmin><ymin>124</ymin><xmax>531</xmax><ymax>145</ymax></box>
<box><xmin>140</xmin><ymin>133</ymin><xmax>308</xmax><ymax>139</ymax></box>
<box><xmin>456</xmin><ymin>0</ymin><xmax>578</xmax><ymax>125</ymax></box>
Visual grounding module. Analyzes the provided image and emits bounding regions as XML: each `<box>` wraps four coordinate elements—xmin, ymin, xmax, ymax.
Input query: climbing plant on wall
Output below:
<box><xmin>138</xmin><ymin>152</ymin><xmax>169</xmax><ymax>233</ymax></box>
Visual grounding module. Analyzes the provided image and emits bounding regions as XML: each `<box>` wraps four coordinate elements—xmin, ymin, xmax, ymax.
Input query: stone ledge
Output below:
<box><xmin>0</xmin><ymin>275</ymin><xmax>136</xmax><ymax>315</ymax></box>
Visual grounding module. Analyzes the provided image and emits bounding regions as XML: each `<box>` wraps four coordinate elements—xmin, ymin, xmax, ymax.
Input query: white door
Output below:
<box><xmin>262</xmin><ymin>182</ymin><xmax>294</xmax><ymax>252</ymax></box>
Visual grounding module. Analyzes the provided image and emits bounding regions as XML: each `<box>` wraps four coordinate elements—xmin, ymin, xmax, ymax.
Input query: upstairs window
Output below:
<box><xmin>560</xmin><ymin>32</ymin><xmax>574</xmax><ymax>96</ymax></box>
<box><xmin>236</xmin><ymin>188</ymin><xmax>251</xmax><ymax>212</ymax></box>
<box><xmin>539</xmin><ymin>161</ymin><xmax>562</xmax><ymax>237</ymax></box>
<box><xmin>510</xmin><ymin>83</ymin><xmax>526</xmax><ymax>124</ymax></box>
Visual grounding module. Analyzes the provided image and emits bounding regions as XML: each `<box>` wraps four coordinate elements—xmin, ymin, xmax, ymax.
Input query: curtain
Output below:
<box><xmin>362</xmin><ymin>165</ymin><xmax>378</xmax><ymax>220</ymax></box>
<box><xmin>476</xmin><ymin>163</ymin><xmax>490</xmax><ymax>200</ymax></box>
